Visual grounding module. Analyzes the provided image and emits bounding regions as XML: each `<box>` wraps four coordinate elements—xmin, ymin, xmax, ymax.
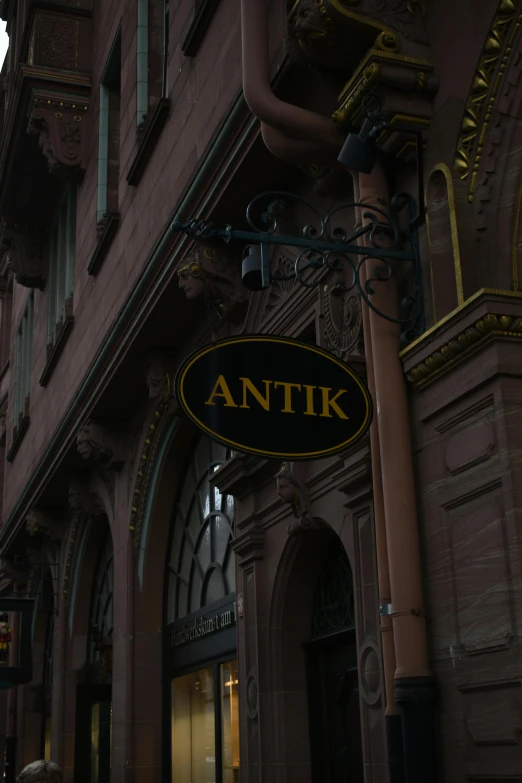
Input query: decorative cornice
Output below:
<box><xmin>407</xmin><ymin>311</ymin><xmax>522</xmax><ymax>388</ymax></box>
<box><xmin>231</xmin><ymin>527</ymin><xmax>265</xmax><ymax>567</ymax></box>
<box><xmin>333</xmin><ymin>49</ymin><xmax>436</xmax><ymax>130</ymax></box>
<box><xmin>453</xmin><ymin>0</ymin><xmax>521</xmax><ymax>201</ymax></box>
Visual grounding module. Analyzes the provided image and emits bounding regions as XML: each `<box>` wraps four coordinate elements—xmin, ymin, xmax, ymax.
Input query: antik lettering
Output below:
<box><xmin>204</xmin><ymin>375</ymin><xmax>349</xmax><ymax>419</ymax></box>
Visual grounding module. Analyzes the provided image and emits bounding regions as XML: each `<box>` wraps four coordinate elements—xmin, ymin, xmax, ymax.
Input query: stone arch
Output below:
<box><xmin>268</xmin><ymin>522</ymin><xmax>362</xmax><ymax>779</ymax></box>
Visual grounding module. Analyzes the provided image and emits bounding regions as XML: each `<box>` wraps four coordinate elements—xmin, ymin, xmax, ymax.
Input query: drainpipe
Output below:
<box><xmin>358</xmin><ymin>167</ymin><xmax>437</xmax><ymax>782</ymax></box>
<box><xmin>240</xmin><ymin>2</ymin><xmax>437</xmax><ymax>780</ymax></box>
<box><xmin>354</xmin><ymin>178</ymin><xmax>404</xmax><ymax>783</ymax></box>
<box><xmin>137</xmin><ymin>0</ymin><xmax>149</xmax><ymax>127</ymax></box>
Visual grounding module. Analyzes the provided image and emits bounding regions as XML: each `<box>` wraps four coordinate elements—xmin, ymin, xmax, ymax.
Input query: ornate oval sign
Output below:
<box><xmin>175</xmin><ymin>336</ymin><xmax>373</xmax><ymax>460</ymax></box>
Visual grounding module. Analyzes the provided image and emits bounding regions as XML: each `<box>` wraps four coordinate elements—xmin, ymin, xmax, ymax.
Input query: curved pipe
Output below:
<box><xmin>261</xmin><ymin>123</ymin><xmax>341</xmax><ymax>166</ymax></box>
<box><xmin>241</xmin><ymin>0</ymin><xmax>345</xmax><ymax>150</ymax></box>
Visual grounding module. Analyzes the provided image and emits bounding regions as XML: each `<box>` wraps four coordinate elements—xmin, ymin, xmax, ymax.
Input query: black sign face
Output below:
<box><xmin>175</xmin><ymin>335</ymin><xmax>373</xmax><ymax>460</ymax></box>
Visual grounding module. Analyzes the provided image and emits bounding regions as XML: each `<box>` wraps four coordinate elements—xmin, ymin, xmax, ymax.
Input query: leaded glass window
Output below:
<box><xmin>88</xmin><ymin>534</ymin><xmax>114</xmax><ymax>664</ymax></box>
<box><xmin>167</xmin><ymin>438</ymin><xmax>235</xmax><ymax>624</ymax></box>
<box><xmin>312</xmin><ymin>542</ymin><xmax>355</xmax><ymax>639</ymax></box>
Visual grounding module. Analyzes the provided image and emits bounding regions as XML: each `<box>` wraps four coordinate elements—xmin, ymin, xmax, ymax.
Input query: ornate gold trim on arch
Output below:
<box><xmin>426</xmin><ymin>162</ymin><xmax>464</xmax><ymax>320</ymax></box>
<box><xmin>453</xmin><ymin>0</ymin><xmax>521</xmax><ymax>201</ymax></box>
<box><xmin>511</xmin><ymin>175</ymin><xmax>522</xmax><ymax>291</ymax></box>
<box><xmin>129</xmin><ymin>389</ymin><xmax>176</xmax><ymax>551</ymax></box>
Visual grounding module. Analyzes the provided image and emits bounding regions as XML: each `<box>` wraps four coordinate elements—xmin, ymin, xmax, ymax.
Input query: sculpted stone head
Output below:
<box><xmin>177</xmin><ymin>242</ymin><xmax>245</xmax><ymax>320</ymax></box>
<box><xmin>143</xmin><ymin>350</ymin><xmax>172</xmax><ymax>400</ymax></box>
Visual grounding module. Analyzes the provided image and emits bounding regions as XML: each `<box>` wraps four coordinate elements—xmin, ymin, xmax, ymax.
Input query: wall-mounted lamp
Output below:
<box><xmin>337</xmin><ymin>113</ymin><xmax>380</xmax><ymax>174</ymax></box>
<box><xmin>241</xmin><ymin>244</ymin><xmax>270</xmax><ymax>291</ymax></box>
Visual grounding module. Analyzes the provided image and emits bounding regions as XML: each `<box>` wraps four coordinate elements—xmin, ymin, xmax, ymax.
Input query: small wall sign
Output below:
<box><xmin>171</xmin><ymin>603</ymin><xmax>237</xmax><ymax>649</ymax></box>
<box><xmin>175</xmin><ymin>336</ymin><xmax>372</xmax><ymax>460</ymax></box>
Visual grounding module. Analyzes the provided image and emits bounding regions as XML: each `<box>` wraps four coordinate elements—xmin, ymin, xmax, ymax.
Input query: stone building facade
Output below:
<box><xmin>0</xmin><ymin>0</ymin><xmax>520</xmax><ymax>782</ymax></box>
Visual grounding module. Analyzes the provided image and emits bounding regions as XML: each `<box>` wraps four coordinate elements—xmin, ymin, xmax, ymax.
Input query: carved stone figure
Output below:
<box><xmin>276</xmin><ymin>462</ymin><xmax>327</xmax><ymax>535</ymax></box>
<box><xmin>77</xmin><ymin>420</ymin><xmax>123</xmax><ymax>470</ymax></box>
<box><xmin>177</xmin><ymin>242</ymin><xmax>247</xmax><ymax>322</ymax></box>
<box><xmin>25</xmin><ymin>509</ymin><xmax>61</xmax><ymax>540</ymax></box>
<box><xmin>0</xmin><ymin>220</ymin><xmax>47</xmax><ymax>289</ymax></box>
<box><xmin>143</xmin><ymin>350</ymin><xmax>174</xmax><ymax>400</ymax></box>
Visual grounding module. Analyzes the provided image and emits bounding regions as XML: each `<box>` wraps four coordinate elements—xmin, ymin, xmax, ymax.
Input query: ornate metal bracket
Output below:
<box><xmin>172</xmin><ymin>188</ymin><xmax>424</xmax><ymax>345</ymax></box>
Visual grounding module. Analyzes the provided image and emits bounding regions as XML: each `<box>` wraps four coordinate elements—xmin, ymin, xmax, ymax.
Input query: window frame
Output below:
<box><xmin>8</xmin><ymin>289</ymin><xmax>33</xmax><ymax>460</ymax></box>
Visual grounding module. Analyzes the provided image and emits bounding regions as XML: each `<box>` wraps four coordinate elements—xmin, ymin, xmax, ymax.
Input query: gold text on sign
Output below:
<box><xmin>204</xmin><ymin>375</ymin><xmax>349</xmax><ymax>419</ymax></box>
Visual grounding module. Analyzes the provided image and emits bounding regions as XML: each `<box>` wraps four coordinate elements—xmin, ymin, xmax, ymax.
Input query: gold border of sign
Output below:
<box><xmin>176</xmin><ymin>336</ymin><xmax>373</xmax><ymax>460</ymax></box>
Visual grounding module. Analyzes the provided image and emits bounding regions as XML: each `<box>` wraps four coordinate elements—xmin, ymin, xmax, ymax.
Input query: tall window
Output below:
<box><xmin>13</xmin><ymin>291</ymin><xmax>34</xmax><ymax>430</ymax></box>
<box><xmin>167</xmin><ymin>437</ymin><xmax>239</xmax><ymax>783</ymax></box>
<box><xmin>97</xmin><ymin>30</ymin><xmax>121</xmax><ymax>227</ymax></box>
<box><xmin>47</xmin><ymin>183</ymin><xmax>76</xmax><ymax>353</ymax></box>
<box><xmin>89</xmin><ymin>534</ymin><xmax>114</xmax><ymax>669</ymax></box>
<box><xmin>137</xmin><ymin>0</ymin><xmax>169</xmax><ymax>129</ymax></box>
<box><xmin>166</xmin><ymin>437</ymin><xmax>235</xmax><ymax>623</ymax></box>
<box><xmin>42</xmin><ymin>597</ymin><xmax>54</xmax><ymax>760</ymax></box>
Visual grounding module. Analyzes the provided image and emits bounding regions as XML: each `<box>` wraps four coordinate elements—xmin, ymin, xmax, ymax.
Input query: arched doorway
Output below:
<box><xmin>273</xmin><ymin>529</ymin><xmax>364</xmax><ymax>782</ymax></box>
<box><xmin>74</xmin><ymin>530</ymin><xmax>113</xmax><ymax>783</ymax></box>
<box><xmin>304</xmin><ymin>539</ymin><xmax>363</xmax><ymax>783</ymax></box>
<box><xmin>165</xmin><ymin>436</ymin><xmax>239</xmax><ymax>783</ymax></box>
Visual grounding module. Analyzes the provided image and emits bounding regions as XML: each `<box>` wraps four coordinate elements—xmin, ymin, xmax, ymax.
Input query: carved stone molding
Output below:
<box><xmin>177</xmin><ymin>241</ymin><xmax>247</xmax><ymax>325</ymax></box>
<box><xmin>28</xmin><ymin>92</ymin><xmax>89</xmax><ymax>180</ymax></box>
<box><xmin>76</xmin><ymin>419</ymin><xmax>124</xmax><ymax>471</ymax></box>
<box><xmin>232</xmin><ymin>527</ymin><xmax>266</xmax><ymax>567</ymax></box>
<box><xmin>323</xmin><ymin>282</ymin><xmax>365</xmax><ymax>360</ymax></box>
<box><xmin>25</xmin><ymin>509</ymin><xmax>62</xmax><ymax>540</ymax></box>
<box><xmin>143</xmin><ymin>349</ymin><xmax>175</xmax><ymax>400</ymax></box>
<box><xmin>0</xmin><ymin>219</ymin><xmax>47</xmax><ymax>289</ymax></box>
<box><xmin>290</xmin><ymin>0</ymin><xmax>429</xmax><ymax>72</ymax></box>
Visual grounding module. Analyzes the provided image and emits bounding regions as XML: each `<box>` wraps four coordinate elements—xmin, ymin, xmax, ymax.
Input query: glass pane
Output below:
<box><xmin>198</xmin><ymin>523</ymin><xmax>211</xmax><ymax>572</ymax></box>
<box><xmin>44</xmin><ymin>716</ymin><xmax>51</xmax><ymax>761</ymax></box>
<box><xmin>221</xmin><ymin>661</ymin><xmax>240</xmax><ymax>783</ymax></box>
<box><xmin>91</xmin><ymin>703</ymin><xmax>100</xmax><ymax>783</ymax></box>
<box><xmin>214</xmin><ymin>514</ymin><xmax>231</xmax><ymax>565</ymax></box>
<box><xmin>171</xmin><ymin>668</ymin><xmax>216</xmax><ymax>783</ymax></box>
<box><xmin>203</xmin><ymin>568</ymin><xmax>225</xmax><ymax>607</ymax></box>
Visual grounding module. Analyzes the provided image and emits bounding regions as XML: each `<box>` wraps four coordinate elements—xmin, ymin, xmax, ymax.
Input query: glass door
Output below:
<box><xmin>171</xmin><ymin>659</ymin><xmax>239</xmax><ymax>783</ymax></box>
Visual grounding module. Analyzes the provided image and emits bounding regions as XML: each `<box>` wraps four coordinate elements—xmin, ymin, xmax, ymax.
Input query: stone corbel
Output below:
<box><xmin>27</xmin><ymin>93</ymin><xmax>89</xmax><ymax>181</ymax></box>
<box><xmin>177</xmin><ymin>241</ymin><xmax>248</xmax><ymax>325</ymax></box>
<box><xmin>276</xmin><ymin>461</ymin><xmax>327</xmax><ymax>536</ymax></box>
<box><xmin>76</xmin><ymin>419</ymin><xmax>125</xmax><ymax>472</ymax></box>
<box><xmin>0</xmin><ymin>219</ymin><xmax>47</xmax><ymax>289</ymax></box>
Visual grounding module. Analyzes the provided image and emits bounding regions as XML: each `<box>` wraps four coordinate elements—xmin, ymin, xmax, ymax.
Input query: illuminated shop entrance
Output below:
<box><xmin>166</xmin><ymin>437</ymin><xmax>239</xmax><ymax>783</ymax></box>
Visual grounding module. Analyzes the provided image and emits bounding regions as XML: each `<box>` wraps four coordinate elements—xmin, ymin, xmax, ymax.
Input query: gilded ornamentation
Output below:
<box><xmin>406</xmin><ymin>312</ymin><xmax>522</xmax><ymax>388</ymax></box>
<box><xmin>177</xmin><ymin>242</ymin><xmax>247</xmax><ymax>324</ymax></box>
<box><xmin>130</xmin><ymin>398</ymin><xmax>178</xmax><ymax>547</ymax></box>
<box><xmin>0</xmin><ymin>220</ymin><xmax>47</xmax><ymax>290</ymax></box>
<box><xmin>329</xmin><ymin>0</ymin><xmax>428</xmax><ymax>43</ymax></box>
<box><xmin>453</xmin><ymin>0</ymin><xmax>520</xmax><ymax>200</ymax></box>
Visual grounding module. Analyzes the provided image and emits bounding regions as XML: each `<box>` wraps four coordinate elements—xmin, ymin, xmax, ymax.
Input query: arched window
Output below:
<box><xmin>88</xmin><ymin>533</ymin><xmax>114</xmax><ymax>668</ymax></box>
<box><xmin>166</xmin><ymin>437</ymin><xmax>235</xmax><ymax>624</ymax></box>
